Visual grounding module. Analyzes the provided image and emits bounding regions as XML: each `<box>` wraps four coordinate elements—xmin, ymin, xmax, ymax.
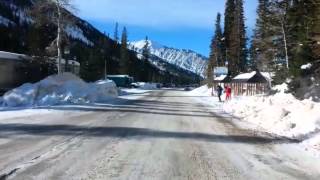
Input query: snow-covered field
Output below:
<box><xmin>1</xmin><ymin>73</ymin><xmax>118</xmax><ymax>108</ymax></box>
<box><xmin>190</xmin><ymin>85</ymin><xmax>320</xmax><ymax>157</ymax></box>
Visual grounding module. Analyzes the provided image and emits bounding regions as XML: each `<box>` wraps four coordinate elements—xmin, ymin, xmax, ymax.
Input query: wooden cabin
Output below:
<box><xmin>230</xmin><ymin>71</ymin><xmax>271</xmax><ymax>96</ymax></box>
<box><xmin>210</xmin><ymin>71</ymin><xmax>272</xmax><ymax>96</ymax></box>
<box><xmin>0</xmin><ymin>51</ymin><xmax>80</xmax><ymax>94</ymax></box>
<box><xmin>213</xmin><ymin>75</ymin><xmax>226</xmax><ymax>84</ymax></box>
<box><xmin>211</xmin><ymin>75</ymin><xmax>229</xmax><ymax>91</ymax></box>
<box><xmin>0</xmin><ymin>51</ymin><xmax>32</xmax><ymax>93</ymax></box>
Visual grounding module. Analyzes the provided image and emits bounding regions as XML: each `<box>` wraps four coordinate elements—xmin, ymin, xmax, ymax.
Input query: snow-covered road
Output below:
<box><xmin>0</xmin><ymin>90</ymin><xmax>320</xmax><ymax>180</ymax></box>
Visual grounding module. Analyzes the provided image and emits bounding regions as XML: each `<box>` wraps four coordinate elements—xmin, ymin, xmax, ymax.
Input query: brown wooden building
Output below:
<box><xmin>231</xmin><ymin>71</ymin><xmax>271</xmax><ymax>96</ymax></box>
<box><xmin>213</xmin><ymin>71</ymin><xmax>271</xmax><ymax>96</ymax></box>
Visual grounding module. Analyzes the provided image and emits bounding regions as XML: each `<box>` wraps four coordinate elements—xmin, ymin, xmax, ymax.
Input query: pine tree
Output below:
<box><xmin>224</xmin><ymin>0</ymin><xmax>236</xmax><ymax>73</ymax></box>
<box><xmin>120</xmin><ymin>27</ymin><xmax>129</xmax><ymax>74</ymax></box>
<box><xmin>286</xmin><ymin>0</ymin><xmax>318</xmax><ymax>76</ymax></box>
<box><xmin>310</xmin><ymin>2</ymin><xmax>320</xmax><ymax>61</ymax></box>
<box><xmin>207</xmin><ymin>13</ymin><xmax>224</xmax><ymax>87</ymax></box>
<box><xmin>251</xmin><ymin>0</ymin><xmax>291</xmax><ymax>77</ymax></box>
<box><xmin>251</xmin><ymin>0</ymin><xmax>273</xmax><ymax>71</ymax></box>
<box><xmin>206</xmin><ymin>60</ymin><xmax>214</xmax><ymax>88</ymax></box>
<box><xmin>114</xmin><ymin>22</ymin><xmax>119</xmax><ymax>43</ymax></box>
<box><xmin>224</xmin><ymin>0</ymin><xmax>247</xmax><ymax>76</ymax></box>
<box><xmin>213</xmin><ymin>13</ymin><xmax>224</xmax><ymax>66</ymax></box>
<box><xmin>235</xmin><ymin>0</ymin><xmax>248</xmax><ymax>73</ymax></box>
<box><xmin>141</xmin><ymin>36</ymin><xmax>150</xmax><ymax>82</ymax></box>
<box><xmin>207</xmin><ymin>38</ymin><xmax>214</xmax><ymax>87</ymax></box>
<box><xmin>251</xmin><ymin>0</ymin><xmax>320</xmax><ymax>88</ymax></box>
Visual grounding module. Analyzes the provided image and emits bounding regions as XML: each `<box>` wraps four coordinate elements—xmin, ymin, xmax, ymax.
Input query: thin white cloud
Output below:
<box><xmin>72</xmin><ymin>0</ymin><xmax>257</xmax><ymax>30</ymax></box>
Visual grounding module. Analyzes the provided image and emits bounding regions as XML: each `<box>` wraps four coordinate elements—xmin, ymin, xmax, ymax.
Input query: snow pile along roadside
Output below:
<box><xmin>223</xmin><ymin>84</ymin><xmax>320</xmax><ymax>140</ymax></box>
<box><xmin>189</xmin><ymin>85</ymin><xmax>218</xmax><ymax>96</ymax></box>
<box><xmin>189</xmin><ymin>85</ymin><xmax>211</xmax><ymax>96</ymax></box>
<box><xmin>2</xmin><ymin>73</ymin><xmax>118</xmax><ymax>107</ymax></box>
<box><xmin>136</xmin><ymin>82</ymin><xmax>158</xmax><ymax>90</ymax></box>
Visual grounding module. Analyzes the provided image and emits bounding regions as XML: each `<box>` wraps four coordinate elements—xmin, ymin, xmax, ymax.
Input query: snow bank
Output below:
<box><xmin>120</xmin><ymin>88</ymin><xmax>151</xmax><ymax>95</ymax></box>
<box><xmin>136</xmin><ymin>82</ymin><xmax>158</xmax><ymax>90</ymax></box>
<box><xmin>302</xmin><ymin>134</ymin><xmax>320</xmax><ymax>157</ymax></box>
<box><xmin>273</xmin><ymin>83</ymin><xmax>289</xmax><ymax>93</ymax></box>
<box><xmin>0</xmin><ymin>51</ymin><xmax>31</xmax><ymax>60</ymax></box>
<box><xmin>189</xmin><ymin>85</ymin><xmax>214</xmax><ymax>96</ymax></box>
<box><xmin>223</xmin><ymin>91</ymin><xmax>320</xmax><ymax>140</ymax></box>
<box><xmin>191</xmin><ymin>84</ymin><xmax>320</xmax><ymax>156</ymax></box>
<box><xmin>190</xmin><ymin>85</ymin><xmax>227</xmax><ymax>97</ymax></box>
<box><xmin>301</xmin><ymin>63</ymin><xmax>312</xmax><ymax>70</ymax></box>
<box><xmin>2</xmin><ymin>73</ymin><xmax>118</xmax><ymax>107</ymax></box>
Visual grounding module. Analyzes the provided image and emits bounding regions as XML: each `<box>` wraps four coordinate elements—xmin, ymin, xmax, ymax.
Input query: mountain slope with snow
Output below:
<box><xmin>0</xmin><ymin>0</ymin><xmax>202</xmax><ymax>84</ymax></box>
<box><xmin>130</xmin><ymin>40</ymin><xmax>208</xmax><ymax>77</ymax></box>
<box><xmin>0</xmin><ymin>0</ymin><xmax>95</xmax><ymax>46</ymax></box>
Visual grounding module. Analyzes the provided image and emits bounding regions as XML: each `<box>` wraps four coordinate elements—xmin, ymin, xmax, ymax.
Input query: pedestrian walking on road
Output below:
<box><xmin>217</xmin><ymin>85</ymin><xmax>223</xmax><ymax>102</ymax></box>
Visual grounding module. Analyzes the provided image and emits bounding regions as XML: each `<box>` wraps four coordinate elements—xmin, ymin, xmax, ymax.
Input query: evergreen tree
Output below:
<box><xmin>310</xmin><ymin>2</ymin><xmax>320</xmax><ymax>61</ymax></box>
<box><xmin>224</xmin><ymin>0</ymin><xmax>247</xmax><ymax>76</ymax></box>
<box><xmin>287</xmin><ymin>0</ymin><xmax>317</xmax><ymax>76</ymax></box>
<box><xmin>224</xmin><ymin>0</ymin><xmax>236</xmax><ymax>73</ymax></box>
<box><xmin>141</xmin><ymin>36</ymin><xmax>150</xmax><ymax>82</ymax></box>
<box><xmin>251</xmin><ymin>0</ymin><xmax>273</xmax><ymax>71</ymax></box>
<box><xmin>120</xmin><ymin>27</ymin><xmax>129</xmax><ymax>74</ymax></box>
<box><xmin>251</xmin><ymin>0</ymin><xmax>320</xmax><ymax>87</ymax></box>
<box><xmin>114</xmin><ymin>22</ymin><xmax>119</xmax><ymax>43</ymax></box>
<box><xmin>207</xmin><ymin>13</ymin><xmax>224</xmax><ymax>87</ymax></box>
<box><xmin>251</xmin><ymin>0</ymin><xmax>290</xmax><ymax>77</ymax></box>
<box><xmin>206</xmin><ymin>59</ymin><xmax>214</xmax><ymax>88</ymax></box>
<box><xmin>213</xmin><ymin>13</ymin><xmax>225</xmax><ymax>66</ymax></box>
<box><xmin>235</xmin><ymin>0</ymin><xmax>248</xmax><ymax>72</ymax></box>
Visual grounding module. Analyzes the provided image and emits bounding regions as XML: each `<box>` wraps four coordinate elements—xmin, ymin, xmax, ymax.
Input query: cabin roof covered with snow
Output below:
<box><xmin>220</xmin><ymin>75</ymin><xmax>233</xmax><ymax>83</ymax></box>
<box><xmin>232</xmin><ymin>71</ymin><xmax>270</xmax><ymax>83</ymax></box>
<box><xmin>107</xmin><ymin>75</ymin><xmax>132</xmax><ymax>78</ymax></box>
<box><xmin>54</xmin><ymin>58</ymin><xmax>80</xmax><ymax>66</ymax></box>
<box><xmin>0</xmin><ymin>51</ymin><xmax>31</xmax><ymax>61</ymax></box>
<box><xmin>214</xmin><ymin>75</ymin><xmax>227</xmax><ymax>81</ymax></box>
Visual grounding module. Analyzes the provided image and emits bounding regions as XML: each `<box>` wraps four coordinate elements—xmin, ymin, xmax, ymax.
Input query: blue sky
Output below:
<box><xmin>73</xmin><ymin>0</ymin><xmax>258</xmax><ymax>57</ymax></box>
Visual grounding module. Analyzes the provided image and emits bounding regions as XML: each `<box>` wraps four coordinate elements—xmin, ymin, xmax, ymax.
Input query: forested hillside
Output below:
<box><xmin>206</xmin><ymin>0</ymin><xmax>320</xmax><ymax>101</ymax></box>
<box><xmin>250</xmin><ymin>0</ymin><xmax>320</xmax><ymax>100</ymax></box>
<box><xmin>0</xmin><ymin>0</ymin><xmax>201</xmax><ymax>84</ymax></box>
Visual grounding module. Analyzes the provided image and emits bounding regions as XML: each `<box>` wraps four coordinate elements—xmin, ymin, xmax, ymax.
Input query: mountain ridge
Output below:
<box><xmin>129</xmin><ymin>40</ymin><xmax>208</xmax><ymax>77</ymax></box>
<box><xmin>0</xmin><ymin>0</ymin><xmax>202</xmax><ymax>84</ymax></box>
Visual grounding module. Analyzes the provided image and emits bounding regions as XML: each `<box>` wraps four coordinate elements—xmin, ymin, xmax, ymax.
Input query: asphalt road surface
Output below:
<box><xmin>0</xmin><ymin>89</ymin><xmax>320</xmax><ymax>180</ymax></box>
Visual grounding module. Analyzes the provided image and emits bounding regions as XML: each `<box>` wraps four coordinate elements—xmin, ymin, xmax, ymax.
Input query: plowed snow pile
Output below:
<box><xmin>137</xmin><ymin>82</ymin><xmax>158</xmax><ymax>90</ymax></box>
<box><xmin>2</xmin><ymin>73</ymin><xmax>118</xmax><ymax>107</ymax></box>
<box><xmin>190</xmin><ymin>84</ymin><xmax>320</xmax><ymax>155</ymax></box>
<box><xmin>223</xmin><ymin>84</ymin><xmax>320</xmax><ymax>140</ymax></box>
<box><xmin>189</xmin><ymin>85</ymin><xmax>213</xmax><ymax>96</ymax></box>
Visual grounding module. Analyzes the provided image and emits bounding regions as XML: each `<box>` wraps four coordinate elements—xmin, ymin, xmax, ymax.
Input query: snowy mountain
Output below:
<box><xmin>130</xmin><ymin>40</ymin><xmax>208</xmax><ymax>77</ymax></box>
<box><xmin>0</xmin><ymin>0</ymin><xmax>202</xmax><ymax>84</ymax></box>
